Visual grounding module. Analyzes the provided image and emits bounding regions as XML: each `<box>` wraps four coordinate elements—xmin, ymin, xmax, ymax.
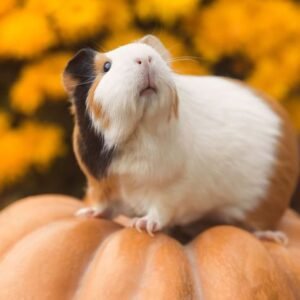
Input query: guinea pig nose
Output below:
<box><xmin>135</xmin><ymin>58</ymin><xmax>142</xmax><ymax>65</ymax></box>
<box><xmin>148</xmin><ymin>56</ymin><xmax>152</xmax><ymax>63</ymax></box>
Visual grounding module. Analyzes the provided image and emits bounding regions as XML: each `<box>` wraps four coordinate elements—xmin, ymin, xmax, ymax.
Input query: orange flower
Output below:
<box><xmin>0</xmin><ymin>8</ymin><xmax>56</xmax><ymax>58</ymax></box>
<box><xmin>135</xmin><ymin>0</ymin><xmax>198</xmax><ymax>25</ymax></box>
<box><xmin>10</xmin><ymin>53</ymin><xmax>71</xmax><ymax>115</ymax></box>
<box><xmin>0</xmin><ymin>121</ymin><xmax>64</xmax><ymax>189</ymax></box>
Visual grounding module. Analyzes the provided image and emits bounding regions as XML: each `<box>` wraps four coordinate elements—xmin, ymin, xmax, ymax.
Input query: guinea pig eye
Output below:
<box><xmin>103</xmin><ymin>61</ymin><xmax>111</xmax><ymax>73</ymax></box>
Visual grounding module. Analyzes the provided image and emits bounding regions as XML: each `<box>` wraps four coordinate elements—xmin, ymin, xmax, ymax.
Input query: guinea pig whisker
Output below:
<box><xmin>66</xmin><ymin>72</ymin><xmax>96</xmax><ymax>78</ymax></box>
<box><xmin>168</xmin><ymin>56</ymin><xmax>200</xmax><ymax>63</ymax></box>
<box><xmin>69</xmin><ymin>79</ymin><xmax>97</xmax><ymax>88</ymax></box>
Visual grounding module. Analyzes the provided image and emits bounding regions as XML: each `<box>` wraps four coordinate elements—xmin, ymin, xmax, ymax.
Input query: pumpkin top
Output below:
<box><xmin>0</xmin><ymin>195</ymin><xmax>300</xmax><ymax>300</ymax></box>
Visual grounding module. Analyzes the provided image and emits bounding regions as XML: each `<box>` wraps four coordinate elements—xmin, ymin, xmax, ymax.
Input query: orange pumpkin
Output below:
<box><xmin>0</xmin><ymin>195</ymin><xmax>300</xmax><ymax>300</ymax></box>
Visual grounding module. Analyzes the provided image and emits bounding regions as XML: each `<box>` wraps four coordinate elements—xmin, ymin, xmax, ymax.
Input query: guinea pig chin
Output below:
<box><xmin>139</xmin><ymin>68</ymin><xmax>157</xmax><ymax>98</ymax></box>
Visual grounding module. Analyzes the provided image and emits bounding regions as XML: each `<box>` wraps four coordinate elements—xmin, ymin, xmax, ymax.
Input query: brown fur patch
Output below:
<box><xmin>86</xmin><ymin>78</ymin><xmax>110</xmax><ymax>129</ymax></box>
<box><xmin>72</xmin><ymin>124</ymin><xmax>91</xmax><ymax>178</ymax></box>
<box><xmin>62</xmin><ymin>73</ymin><xmax>78</xmax><ymax>95</ymax></box>
<box><xmin>84</xmin><ymin>54</ymin><xmax>118</xmax><ymax>203</ymax></box>
<box><xmin>84</xmin><ymin>175</ymin><xmax>120</xmax><ymax>205</ymax></box>
<box><xmin>73</xmin><ymin>124</ymin><xmax>119</xmax><ymax>204</ymax></box>
<box><xmin>168</xmin><ymin>89</ymin><xmax>179</xmax><ymax>121</ymax></box>
<box><xmin>94</xmin><ymin>53</ymin><xmax>107</xmax><ymax>73</ymax></box>
<box><xmin>172</xmin><ymin>92</ymin><xmax>179</xmax><ymax>119</ymax></box>
<box><xmin>69</xmin><ymin>104</ymin><xmax>75</xmax><ymax>116</ymax></box>
<box><xmin>68</xmin><ymin>50</ymin><xmax>118</xmax><ymax>205</ymax></box>
<box><xmin>86</xmin><ymin>55</ymin><xmax>111</xmax><ymax>129</ymax></box>
<box><xmin>228</xmin><ymin>80</ymin><xmax>299</xmax><ymax>230</ymax></box>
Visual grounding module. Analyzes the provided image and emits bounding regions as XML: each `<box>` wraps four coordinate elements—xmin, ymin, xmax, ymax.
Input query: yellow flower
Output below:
<box><xmin>10</xmin><ymin>74</ymin><xmax>43</xmax><ymax>115</ymax></box>
<box><xmin>245</xmin><ymin>1</ymin><xmax>300</xmax><ymax>60</ymax></box>
<box><xmin>173</xmin><ymin>60</ymin><xmax>208</xmax><ymax>75</ymax></box>
<box><xmin>103</xmin><ymin>0</ymin><xmax>132</xmax><ymax>31</ymax></box>
<box><xmin>155</xmin><ymin>32</ymin><xmax>186</xmax><ymax>58</ymax></box>
<box><xmin>195</xmin><ymin>0</ymin><xmax>300</xmax><ymax>61</ymax></box>
<box><xmin>195</xmin><ymin>1</ymin><xmax>255</xmax><ymax>61</ymax></box>
<box><xmin>10</xmin><ymin>52</ymin><xmax>71</xmax><ymax>115</ymax></box>
<box><xmin>0</xmin><ymin>0</ymin><xmax>16</xmax><ymax>16</ymax></box>
<box><xmin>155</xmin><ymin>32</ymin><xmax>208</xmax><ymax>75</ymax></box>
<box><xmin>102</xmin><ymin>29</ymin><xmax>144</xmax><ymax>51</ymax></box>
<box><xmin>135</xmin><ymin>0</ymin><xmax>198</xmax><ymax>25</ymax></box>
<box><xmin>247</xmin><ymin>58</ymin><xmax>288</xmax><ymax>101</ymax></box>
<box><xmin>53</xmin><ymin>0</ymin><xmax>106</xmax><ymax>42</ymax></box>
<box><xmin>193</xmin><ymin>0</ymin><xmax>300</xmax><ymax>101</ymax></box>
<box><xmin>0</xmin><ymin>8</ymin><xmax>56</xmax><ymax>58</ymax></box>
<box><xmin>248</xmin><ymin>41</ymin><xmax>300</xmax><ymax>100</ymax></box>
<box><xmin>0</xmin><ymin>130</ymin><xmax>30</xmax><ymax>187</ymax></box>
<box><xmin>21</xmin><ymin>122</ymin><xmax>65</xmax><ymax>169</ymax></box>
<box><xmin>0</xmin><ymin>121</ymin><xmax>64</xmax><ymax>189</ymax></box>
<box><xmin>39</xmin><ymin>53</ymin><xmax>72</xmax><ymax>100</ymax></box>
<box><xmin>27</xmin><ymin>0</ymin><xmax>106</xmax><ymax>43</ymax></box>
<box><xmin>0</xmin><ymin>112</ymin><xmax>10</xmax><ymax>133</ymax></box>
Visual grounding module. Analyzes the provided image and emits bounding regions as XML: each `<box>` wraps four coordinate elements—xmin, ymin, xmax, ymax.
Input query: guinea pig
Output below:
<box><xmin>63</xmin><ymin>35</ymin><xmax>299</xmax><ymax>243</ymax></box>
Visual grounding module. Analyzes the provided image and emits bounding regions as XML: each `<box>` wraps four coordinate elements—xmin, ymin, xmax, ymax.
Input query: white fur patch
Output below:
<box><xmin>172</xmin><ymin>76</ymin><xmax>281</xmax><ymax>224</ymax></box>
<box><xmin>110</xmin><ymin>75</ymin><xmax>281</xmax><ymax>227</ymax></box>
<box><xmin>90</xmin><ymin>41</ymin><xmax>282</xmax><ymax>228</ymax></box>
<box><xmin>93</xmin><ymin>43</ymin><xmax>175</xmax><ymax>148</ymax></box>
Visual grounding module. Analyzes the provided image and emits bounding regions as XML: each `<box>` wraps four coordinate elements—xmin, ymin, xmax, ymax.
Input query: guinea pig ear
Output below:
<box><xmin>62</xmin><ymin>48</ymin><xmax>97</xmax><ymax>96</ymax></box>
<box><xmin>138</xmin><ymin>35</ymin><xmax>170</xmax><ymax>63</ymax></box>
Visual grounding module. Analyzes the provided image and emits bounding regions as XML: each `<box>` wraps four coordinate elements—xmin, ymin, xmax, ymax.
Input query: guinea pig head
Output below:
<box><xmin>63</xmin><ymin>35</ymin><xmax>178</xmax><ymax>148</ymax></box>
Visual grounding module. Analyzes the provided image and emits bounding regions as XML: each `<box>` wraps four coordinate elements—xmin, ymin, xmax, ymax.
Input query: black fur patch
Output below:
<box><xmin>64</xmin><ymin>48</ymin><xmax>115</xmax><ymax>179</ymax></box>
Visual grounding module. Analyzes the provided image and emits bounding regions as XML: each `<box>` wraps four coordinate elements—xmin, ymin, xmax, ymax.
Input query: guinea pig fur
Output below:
<box><xmin>63</xmin><ymin>35</ymin><xmax>299</xmax><ymax>240</ymax></box>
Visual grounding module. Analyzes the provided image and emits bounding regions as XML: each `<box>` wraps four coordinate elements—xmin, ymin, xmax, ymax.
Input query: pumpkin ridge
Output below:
<box><xmin>260</xmin><ymin>245</ymin><xmax>300</xmax><ymax>298</ymax></box>
<box><xmin>1</xmin><ymin>194</ymin><xmax>82</xmax><ymax>213</ymax></box>
<box><xmin>0</xmin><ymin>195</ymin><xmax>83</xmax><ymax>258</ymax></box>
<box><xmin>224</xmin><ymin>225</ymin><xmax>299</xmax><ymax>298</ymax></box>
<box><xmin>0</xmin><ymin>218</ymin><xmax>118</xmax><ymax>300</ymax></box>
<box><xmin>0</xmin><ymin>215</ymin><xmax>81</xmax><ymax>262</ymax></box>
<box><xmin>72</xmin><ymin>223</ymin><xmax>123</xmax><ymax>300</ymax></box>
<box><xmin>74</xmin><ymin>227</ymin><xmax>157</xmax><ymax>300</ymax></box>
<box><xmin>133</xmin><ymin>234</ymin><xmax>195</xmax><ymax>299</ymax></box>
<box><xmin>184</xmin><ymin>245</ymin><xmax>204</xmax><ymax>300</ymax></box>
<box><xmin>188</xmin><ymin>226</ymin><xmax>296</xmax><ymax>299</ymax></box>
<box><xmin>129</xmin><ymin>234</ymin><xmax>171</xmax><ymax>299</ymax></box>
<box><xmin>1</xmin><ymin>197</ymin><xmax>300</xmax><ymax>299</ymax></box>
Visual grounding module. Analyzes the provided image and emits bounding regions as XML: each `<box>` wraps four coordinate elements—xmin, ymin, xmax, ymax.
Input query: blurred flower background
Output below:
<box><xmin>1</xmin><ymin>0</ymin><xmax>300</xmax><ymax>210</ymax></box>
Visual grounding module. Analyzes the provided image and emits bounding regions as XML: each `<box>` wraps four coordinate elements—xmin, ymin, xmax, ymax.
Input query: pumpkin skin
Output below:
<box><xmin>0</xmin><ymin>195</ymin><xmax>300</xmax><ymax>299</ymax></box>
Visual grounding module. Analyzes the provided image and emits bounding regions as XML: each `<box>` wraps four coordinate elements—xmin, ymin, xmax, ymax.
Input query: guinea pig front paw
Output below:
<box><xmin>75</xmin><ymin>206</ymin><xmax>109</xmax><ymax>219</ymax></box>
<box><xmin>254</xmin><ymin>230</ymin><xmax>288</xmax><ymax>246</ymax></box>
<box><xmin>130</xmin><ymin>216</ymin><xmax>162</xmax><ymax>236</ymax></box>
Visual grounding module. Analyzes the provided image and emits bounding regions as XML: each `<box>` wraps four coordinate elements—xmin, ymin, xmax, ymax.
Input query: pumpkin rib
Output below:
<box><xmin>260</xmin><ymin>212</ymin><xmax>300</xmax><ymax>298</ymax></box>
<box><xmin>262</xmin><ymin>244</ymin><xmax>300</xmax><ymax>299</ymax></box>
<box><xmin>125</xmin><ymin>233</ymin><xmax>168</xmax><ymax>299</ymax></box>
<box><xmin>0</xmin><ymin>195</ymin><xmax>83</xmax><ymax>257</ymax></box>
<box><xmin>74</xmin><ymin>227</ymin><xmax>158</xmax><ymax>300</ymax></box>
<box><xmin>0</xmin><ymin>215</ymin><xmax>79</xmax><ymax>262</ymax></box>
<box><xmin>134</xmin><ymin>234</ymin><xmax>195</xmax><ymax>300</ymax></box>
<box><xmin>188</xmin><ymin>226</ymin><xmax>295</xmax><ymax>299</ymax></box>
<box><xmin>0</xmin><ymin>218</ymin><xmax>118</xmax><ymax>300</ymax></box>
<box><xmin>184</xmin><ymin>245</ymin><xmax>204</xmax><ymax>300</ymax></box>
<box><xmin>1</xmin><ymin>196</ymin><xmax>300</xmax><ymax>299</ymax></box>
<box><xmin>72</xmin><ymin>225</ymin><xmax>124</xmax><ymax>300</ymax></box>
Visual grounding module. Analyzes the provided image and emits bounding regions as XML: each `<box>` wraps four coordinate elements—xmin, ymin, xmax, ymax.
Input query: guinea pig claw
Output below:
<box><xmin>131</xmin><ymin>216</ymin><xmax>160</xmax><ymax>236</ymax></box>
<box><xmin>254</xmin><ymin>230</ymin><xmax>288</xmax><ymax>246</ymax></box>
<box><xmin>75</xmin><ymin>207</ymin><xmax>105</xmax><ymax>219</ymax></box>
<box><xmin>130</xmin><ymin>218</ymin><xmax>143</xmax><ymax>233</ymax></box>
<box><xmin>147</xmin><ymin>221</ymin><xmax>158</xmax><ymax>237</ymax></box>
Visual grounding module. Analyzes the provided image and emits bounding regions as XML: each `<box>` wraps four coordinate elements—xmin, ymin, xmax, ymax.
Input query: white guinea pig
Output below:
<box><xmin>63</xmin><ymin>35</ymin><xmax>298</xmax><ymax>242</ymax></box>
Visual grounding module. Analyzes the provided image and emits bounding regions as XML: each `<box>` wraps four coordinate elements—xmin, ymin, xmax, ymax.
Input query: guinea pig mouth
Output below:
<box><xmin>140</xmin><ymin>85</ymin><xmax>157</xmax><ymax>97</ymax></box>
<box><xmin>139</xmin><ymin>70</ymin><xmax>157</xmax><ymax>97</ymax></box>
